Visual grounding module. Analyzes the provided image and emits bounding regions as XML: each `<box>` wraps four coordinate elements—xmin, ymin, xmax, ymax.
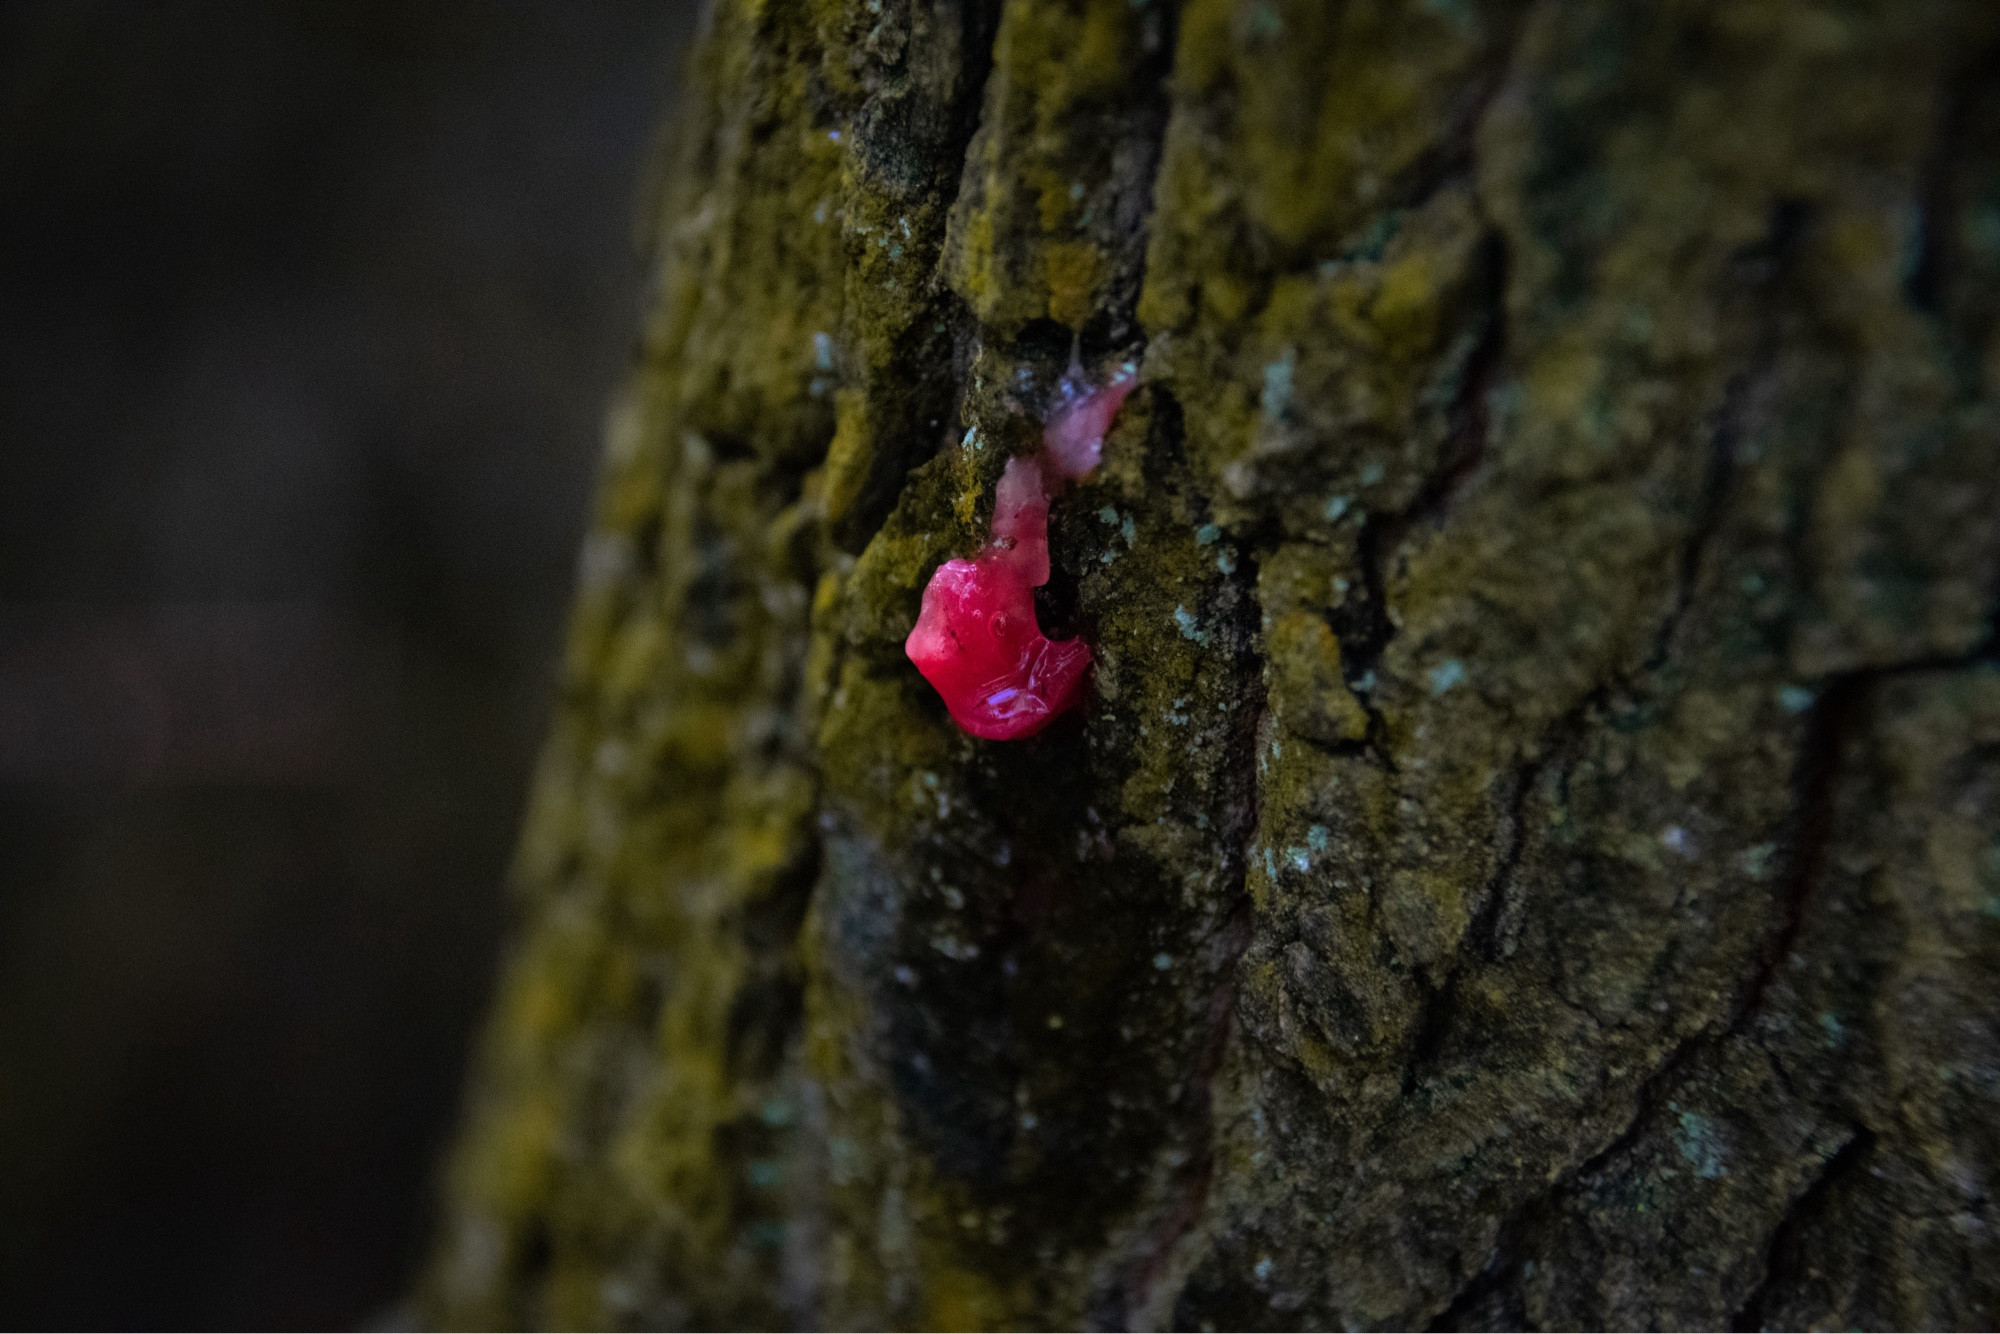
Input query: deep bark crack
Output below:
<box><xmin>1727</xmin><ymin>1127</ymin><xmax>1874</xmax><ymax>1331</ymax></box>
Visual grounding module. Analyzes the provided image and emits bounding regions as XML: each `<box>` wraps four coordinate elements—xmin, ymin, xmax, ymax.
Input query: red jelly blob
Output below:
<box><xmin>906</xmin><ymin>458</ymin><xmax>1090</xmax><ymax>739</ymax></box>
<box><xmin>905</xmin><ymin>368</ymin><xmax>1137</xmax><ymax>740</ymax></box>
<box><xmin>1043</xmin><ymin>363</ymin><xmax>1136</xmax><ymax>480</ymax></box>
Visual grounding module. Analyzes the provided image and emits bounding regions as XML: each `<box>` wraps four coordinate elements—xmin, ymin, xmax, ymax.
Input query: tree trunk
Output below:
<box><xmin>420</xmin><ymin>0</ymin><xmax>2000</xmax><ymax>1327</ymax></box>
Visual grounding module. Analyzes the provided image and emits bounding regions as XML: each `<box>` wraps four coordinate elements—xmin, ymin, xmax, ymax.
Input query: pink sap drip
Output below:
<box><xmin>905</xmin><ymin>363</ymin><xmax>1137</xmax><ymax>740</ymax></box>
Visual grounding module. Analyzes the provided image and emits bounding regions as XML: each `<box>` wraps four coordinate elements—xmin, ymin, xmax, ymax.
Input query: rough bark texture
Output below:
<box><xmin>421</xmin><ymin>0</ymin><xmax>2000</xmax><ymax>1327</ymax></box>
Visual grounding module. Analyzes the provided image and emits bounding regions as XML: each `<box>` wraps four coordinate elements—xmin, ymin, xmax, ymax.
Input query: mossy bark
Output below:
<box><xmin>421</xmin><ymin>0</ymin><xmax>2000</xmax><ymax>1327</ymax></box>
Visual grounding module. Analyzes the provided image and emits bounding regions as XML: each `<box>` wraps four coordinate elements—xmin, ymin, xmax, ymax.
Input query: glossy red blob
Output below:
<box><xmin>905</xmin><ymin>368</ymin><xmax>1136</xmax><ymax>740</ymax></box>
<box><xmin>1043</xmin><ymin>363</ymin><xmax>1136</xmax><ymax>480</ymax></box>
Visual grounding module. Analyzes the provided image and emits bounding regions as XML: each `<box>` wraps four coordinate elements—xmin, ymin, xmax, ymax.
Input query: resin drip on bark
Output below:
<box><xmin>906</xmin><ymin>363</ymin><xmax>1137</xmax><ymax>740</ymax></box>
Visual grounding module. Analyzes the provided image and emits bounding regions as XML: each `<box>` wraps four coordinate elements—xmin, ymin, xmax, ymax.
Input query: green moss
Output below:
<box><xmin>943</xmin><ymin>0</ymin><xmax>1171</xmax><ymax>332</ymax></box>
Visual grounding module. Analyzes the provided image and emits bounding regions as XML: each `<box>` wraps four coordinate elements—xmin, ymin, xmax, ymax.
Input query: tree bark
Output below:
<box><xmin>421</xmin><ymin>0</ymin><xmax>2000</xmax><ymax>1327</ymax></box>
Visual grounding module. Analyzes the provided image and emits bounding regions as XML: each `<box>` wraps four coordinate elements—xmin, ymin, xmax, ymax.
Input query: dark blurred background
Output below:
<box><xmin>0</xmin><ymin>1</ymin><xmax>694</xmax><ymax>1325</ymax></box>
